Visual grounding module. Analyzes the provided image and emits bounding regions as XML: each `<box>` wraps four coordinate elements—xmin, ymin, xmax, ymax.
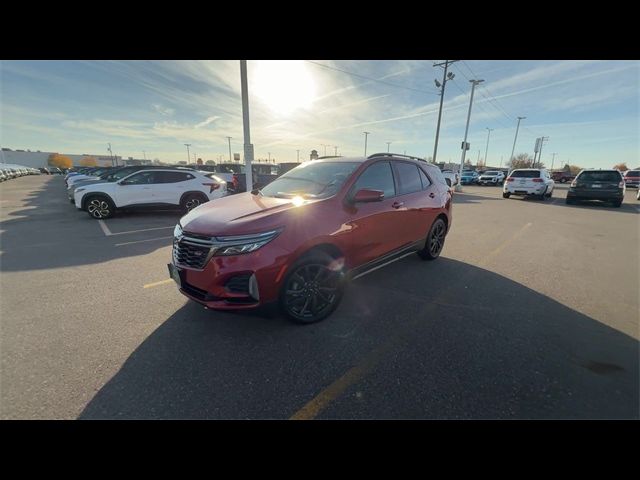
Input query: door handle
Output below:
<box><xmin>429</xmin><ymin>192</ymin><xmax>435</xmax><ymax>198</ymax></box>
<box><xmin>392</xmin><ymin>201</ymin><xmax>404</xmax><ymax>209</ymax></box>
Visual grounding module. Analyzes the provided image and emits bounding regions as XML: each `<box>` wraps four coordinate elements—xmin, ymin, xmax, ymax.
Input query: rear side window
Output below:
<box><xmin>395</xmin><ymin>162</ymin><xmax>423</xmax><ymax>195</ymax></box>
<box><xmin>419</xmin><ymin>169</ymin><xmax>431</xmax><ymax>189</ymax></box>
<box><xmin>578</xmin><ymin>171</ymin><xmax>622</xmax><ymax>182</ymax></box>
<box><xmin>425</xmin><ymin>165</ymin><xmax>447</xmax><ymax>186</ymax></box>
<box><xmin>625</xmin><ymin>171</ymin><xmax>639</xmax><ymax>177</ymax></box>
<box><xmin>352</xmin><ymin>161</ymin><xmax>395</xmax><ymax>198</ymax></box>
<box><xmin>157</xmin><ymin>171</ymin><xmax>195</xmax><ymax>183</ymax></box>
<box><xmin>510</xmin><ymin>170</ymin><xmax>541</xmax><ymax>178</ymax></box>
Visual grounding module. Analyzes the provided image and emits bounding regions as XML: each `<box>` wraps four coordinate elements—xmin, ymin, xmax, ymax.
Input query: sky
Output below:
<box><xmin>1</xmin><ymin>60</ymin><xmax>638</xmax><ymax>169</ymax></box>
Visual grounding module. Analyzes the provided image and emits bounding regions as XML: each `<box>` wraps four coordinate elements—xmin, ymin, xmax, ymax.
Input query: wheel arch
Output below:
<box><xmin>81</xmin><ymin>192</ymin><xmax>116</xmax><ymax>211</ymax></box>
<box><xmin>180</xmin><ymin>190</ymin><xmax>209</xmax><ymax>205</ymax></box>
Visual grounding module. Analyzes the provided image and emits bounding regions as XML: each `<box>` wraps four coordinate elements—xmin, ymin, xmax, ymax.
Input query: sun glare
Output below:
<box><xmin>252</xmin><ymin>61</ymin><xmax>317</xmax><ymax>116</ymax></box>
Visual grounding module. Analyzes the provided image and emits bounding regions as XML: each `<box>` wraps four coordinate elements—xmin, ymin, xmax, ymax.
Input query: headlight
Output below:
<box><xmin>214</xmin><ymin>229</ymin><xmax>282</xmax><ymax>256</ymax></box>
<box><xmin>174</xmin><ymin>223</ymin><xmax>182</xmax><ymax>238</ymax></box>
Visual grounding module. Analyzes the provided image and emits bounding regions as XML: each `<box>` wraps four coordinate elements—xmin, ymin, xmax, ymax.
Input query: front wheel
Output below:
<box><xmin>280</xmin><ymin>252</ymin><xmax>345</xmax><ymax>324</ymax></box>
<box><xmin>418</xmin><ymin>218</ymin><xmax>447</xmax><ymax>261</ymax></box>
<box><xmin>86</xmin><ymin>196</ymin><xmax>115</xmax><ymax>219</ymax></box>
<box><xmin>612</xmin><ymin>200</ymin><xmax>622</xmax><ymax>208</ymax></box>
<box><xmin>503</xmin><ymin>192</ymin><xmax>510</xmax><ymax>199</ymax></box>
<box><xmin>181</xmin><ymin>193</ymin><xmax>208</xmax><ymax>213</ymax></box>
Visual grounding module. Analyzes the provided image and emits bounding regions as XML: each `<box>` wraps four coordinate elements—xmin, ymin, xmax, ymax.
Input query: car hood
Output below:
<box><xmin>70</xmin><ymin>178</ymin><xmax>110</xmax><ymax>189</ymax></box>
<box><xmin>180</xmin><ymin>192</ymin><xmax>322</xmax><ymax>236</ymax></box>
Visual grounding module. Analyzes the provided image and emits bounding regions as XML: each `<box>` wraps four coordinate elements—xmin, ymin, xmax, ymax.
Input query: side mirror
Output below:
<box><xmin>353</xmin><ymin>188</ymin><xmax>384</xmax><ymax>203</ymax></box>
<box><xmin>445</xmin><ymin>178</ymin><xmax>452</xmax><ymax>187</ymax></box>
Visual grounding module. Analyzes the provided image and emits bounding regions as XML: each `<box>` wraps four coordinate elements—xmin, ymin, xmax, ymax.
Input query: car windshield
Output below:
<box><xmin>625</xmin><ymin>171</ymin><xmax>639</xmax><ymax>177</ymax></box>
<box><xmin>579</xmin><ymin>171</ymin><xmax>621</xmax><ymax>182</ymax></box>
<box><xmin>484</xmin><ymin>171</ymin><xmax>499</xmax><ymax>175</ymax></box>
<box><xmin>510</xmin><ymin>170</ymin><xmax>541</xmax><ymax>178</ymax></box>
<box><xmin>259</xmin><ymin>161</ymin><xmax>360</xmax><ymax>199</ymax></box>
<box><xmin>462</xmin><ymin>171</ymin><xmax>475</xmax><ymax>175</ymax></box>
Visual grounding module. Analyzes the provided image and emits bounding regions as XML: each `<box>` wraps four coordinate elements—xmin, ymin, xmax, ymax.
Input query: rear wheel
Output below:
<box><xmin>86</xmin><ymin>196</ymin><xmax>115</xmax><ymax>219</ymax></box>
<box><xmin>181</xmin><ymin>193</ymin><xmax>208</xmax><ymax>213</ymax></box>
<box><xmin>502</xmin><ymin>192</ymin><xmax>510</xmax><ymax>199</ymax></box>
<box><xmin>418</xmin><ymin>218</ymin><xmax>447</xmax><ymax>261</ymax></box>
<box><xmin>566</xmin><ymin>197</ymin><xmax>575</xmax><ymax>205</ymax></box>
<box><xmin>612</xmin><ymin>200</ymin><xmax>622</xmax><ymax>208</ymax></box>
<box><xmin>280</xmin><ymin>252</ymin><xmax>345</xmax><ymax>324</ymax></box>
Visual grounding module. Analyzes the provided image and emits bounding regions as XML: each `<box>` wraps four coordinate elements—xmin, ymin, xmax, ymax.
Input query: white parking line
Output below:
<box><xmin>114</xmin><ymin>236</ymin><xmax>174</xmax><ymax>247</ymax></box>
<box><xmin>98</xmin><ymin>219</ymin><xmax>112</xmax><ymax>236</ymax></box>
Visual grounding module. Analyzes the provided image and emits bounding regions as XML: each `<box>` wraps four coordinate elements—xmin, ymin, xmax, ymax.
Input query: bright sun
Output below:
<box><xmin>252</xmin><ymin>61</ymin><xmax>317</xmax><ymax>116</ymax></box>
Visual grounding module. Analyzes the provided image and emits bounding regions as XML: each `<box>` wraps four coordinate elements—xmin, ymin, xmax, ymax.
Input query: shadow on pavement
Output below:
<box><xmin>79</xmin><ymin>257</ymin><xmax>639</xmax><ymax>420</ymax></box>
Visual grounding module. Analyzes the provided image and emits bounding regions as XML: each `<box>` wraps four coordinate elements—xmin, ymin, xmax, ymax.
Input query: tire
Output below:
<box><xmin>612</xmin><ymin>200</ymin><xmax>622</xmax><ymax>208</ymax></box>
<box><xmin>85</xmin><ymin>195</ymin><xmax>115</xmax><ymax>219</ymax></box>
<box><xmin>418</xmin><ymin>217</ymin><xmax>447</xmax><ymax>261</ymax></box>
<box><xmin>181</xmin><ymin>193</ymin><xmax>208</xmax><ymax>213</ymax></box>
<box><xmin>279</xmin><ymin>251</ymin><xmax>346</xmax><ymax>324</ymax></box>
<box><xmin>566</xmin><ymin>197</ymin><xmax>575</xmax><ymax>205</ymax></box>
<box><xmin>545</xmin><ymin>188</ymin><xmax>553</xmax><ymax>199</ymax></box>
<box><xmin>502</xmin><ymin>192</ymin><xmax>510</xmax><ymax>199</ymax></box>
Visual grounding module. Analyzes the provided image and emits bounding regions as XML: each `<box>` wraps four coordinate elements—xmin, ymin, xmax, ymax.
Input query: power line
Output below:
<box><xmin>306</xmin><ymin>60</ymin><xmax>440</xmax><ymax>96</ymax></box>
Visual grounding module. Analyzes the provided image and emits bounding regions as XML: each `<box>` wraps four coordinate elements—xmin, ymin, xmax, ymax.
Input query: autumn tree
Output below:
<box><xmin>509</xmin><ymin>153</ymin><xmax>545</xmax><ymax>169</ymax></box>
<box><xmin>80</xmin><ymin>156</ymin><xmax>97</xmax><ymax>167</ymax></box>
<box><xmin>48</xmin><ymin>153</ymin><xmax>72</xmax><ymax>169</ymax></box>
<box><xmin>613</xmin><ymin>163</ymin><xmax>628</xmax><ymax>171</ymax></box>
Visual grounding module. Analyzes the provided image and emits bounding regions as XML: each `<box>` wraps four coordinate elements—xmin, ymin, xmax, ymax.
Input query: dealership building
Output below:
<box><xmin>0</xmin><ymin>148</ymin><xmax>152</xmax><ymax>168</ymax></box>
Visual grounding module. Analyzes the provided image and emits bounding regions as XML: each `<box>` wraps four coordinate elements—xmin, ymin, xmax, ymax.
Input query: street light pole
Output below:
<box><xmin>484</xmin><ymin>127</ymin><xmax>493</xmax><ymax>167</ymax></box>
<box><xmin>386</xmin><ymin>141</ymin><xmax>391</xmax><ymax>153</ymax></box>
<box><xmin>457</xmin><ymin>79</ymin><xmax>484</xmax><ymax>192</ymax></box>
<box><xmin>551</xmin><ymin>153</ymin><xmax>557</xmax><ymax>171</ymax></box>
<box><xmin>240</xmin><ymin>60</ymin><xmax>254</xmax><ymax>191</ymax></box>
<box><xmin>184</xmin><ymin>143</ymin><xmax>191</xmax><ymax>165</ymax></box>
<box><xmin>537</xmin><ymin>136</ymin><xmax>549</xmax><ymax>168</ymax></box>
<box><xmin>509</xmin><ymin>117</ymin><xmax>526</xmax><ymax>166</ymax></box>
<box><xmin>432</xmin><ymin>60</ymin><xmax>459</xmax><ymax>164</ymax></box>
<box><xmin>226</xmin><ymin>136</ymin><xmax>232</xmax><ymax>163</ymax></box>
<box><xmin>363</xmin><ymin>132</ymin><xmax>370</xmax><ymax>157</ymax></box>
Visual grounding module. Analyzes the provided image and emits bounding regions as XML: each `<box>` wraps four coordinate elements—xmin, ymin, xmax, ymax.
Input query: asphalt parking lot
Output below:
<box><xmin>1</xmin><ymin>175</ymin><xmax>638</xmax><ymax>419</ymax></box>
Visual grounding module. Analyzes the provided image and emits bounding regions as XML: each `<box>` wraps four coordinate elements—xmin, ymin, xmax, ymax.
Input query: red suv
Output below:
<box><xmin>168</xmin><ymin>154</ymin><xmax>453</xmax><ymax>323</ymax></box>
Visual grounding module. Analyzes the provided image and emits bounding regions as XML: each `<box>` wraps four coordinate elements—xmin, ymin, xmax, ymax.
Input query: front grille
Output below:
<box><xmin>225</xmin><ymin>274</ymin><xmax>251</xmax><ymax>294</ymax></box>
<box><xmin>173</xmin><ymin>233</ymin><xmax>215</xmax><ymax>270</ymax></box>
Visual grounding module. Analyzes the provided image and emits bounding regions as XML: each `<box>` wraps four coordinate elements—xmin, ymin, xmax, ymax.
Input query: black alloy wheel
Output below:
<box><xmin>281</xmin><ymin>252</ymin><xmax>344</xmax><ymax>324</ymax></box>
<box><xmin>182</xmin><ymin>193</ymin><xmax>207</xmax><ymax>212</ymax></box>
<box><xmin>418</xmin><ymin>218</ymin><xmax>447</xmax><ymax>261</ymax></box>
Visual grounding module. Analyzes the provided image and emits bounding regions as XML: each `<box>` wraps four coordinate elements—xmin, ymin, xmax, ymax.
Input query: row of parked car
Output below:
<box><xmin>1</xmin><ymin>165</ymin><xmax>43</xmax><ymax>181</ymax></box>
<box><xmin>501</xmin><ymin>167</ymin><xmax>639</xmax><ymax>206</ymax></box>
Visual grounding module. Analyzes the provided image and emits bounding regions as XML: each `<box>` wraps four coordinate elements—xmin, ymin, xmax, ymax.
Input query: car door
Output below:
<box><xmin>391</xmin><ymin>161</ymin><xmax>441</xmax><ymax>244</ymax></box>
<box><xmin>154</xmin><ymin>171</ymin><xmax>197</xmax><ymax>205</ymax></box>
<box><xmin>115</xmin><ymin>170</ymin><xmax>157</xmax><ymax>207</ymax></box>
<box><xmin>345</xmin><ymin>161</ymin><xmax>407</xmax><ymax>267</ymax></box>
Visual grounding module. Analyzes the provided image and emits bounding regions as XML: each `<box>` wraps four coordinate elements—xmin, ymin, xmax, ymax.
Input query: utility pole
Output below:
<box><xmin>537</xmin><ymin>136</ymin><xmax>549</xmax><ymax>168</ymax></box>
<box><xmin>108</xmin><ymin>143</ymin><xmax>115</xmax><ymax>166</ymax></box>
<box><xmin>457</xmin><ymin>79</ymin><xmax>484</xmax><ymax>192</ymax></box>
<box><xmin>386</xmin><ymin>141</ymin><xmax>391</xmax><ymax>153</ymax></box>
<box><xmin>184</xmin><ymin>143</ymin><xmax>191</xmax><ymax>164</ymax></box>
<box><xmin>484</xmin><ymin>127</ymin><xmax>493</xmax><ymax>167</ymax></box>
<box><xmin>226</xmin><ymin>136</ymin><xmax>232</xmax><ymax>163</ymax></box>
<box><xmin>509</xmin><ymin>117</ymin><xmax>526</xmax><ymax>166</ymax></box>
<box><xmin>432</xmin><ymin>60</ymin><xmax>459</xmax><ymax>164</ymax></box>
<box><xmin>551</xmin><ymin>152</ymin><xmax>557</xmax><ymax>171</ymax></box>
<box><xmin>363</xmin><ymin>132</ymin><xmax>370</xmax><ymax>157</ymax></box>
<box><xmin>477</xmin><ymin>149</ymin><xmax>481</xmax><ymax>165</ymax></box>
<box><xmin>240</xmin><ymin>60</ymin><xmax>254</xmax><ymax>191</ymax></box>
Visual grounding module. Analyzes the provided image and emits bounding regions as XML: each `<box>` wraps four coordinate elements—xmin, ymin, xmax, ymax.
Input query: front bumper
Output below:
<box><xmin>478</xmin><ymin>177</ymin><xmax>500</xmax><ymax>184</ymax></box>
<box><xmin>171</xmin><ymin>240</ymin><xmax>291</xmax><ymax>310</ymax></box>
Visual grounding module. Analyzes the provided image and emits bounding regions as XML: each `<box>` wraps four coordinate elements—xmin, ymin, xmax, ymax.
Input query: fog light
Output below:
<box><xmin>248</xmin><ymin>273</ymin><xmax>260</xmax><ymax>301</ymax></box>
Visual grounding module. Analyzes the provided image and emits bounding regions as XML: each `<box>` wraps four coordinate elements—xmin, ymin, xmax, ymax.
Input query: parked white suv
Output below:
<box><xmin>74</xmin><ymin>169</ymin><xmax>227</xmax><ymax>219</ymax></box>
<box><xmin>503</xmin><ymin>168</ymin><xmax>554</xmax><ymax>200</ymax></box>
<box><xmin>478</xmin><ymin>170</ymin><xmax>505</xmax><ymax>185</ymax></box>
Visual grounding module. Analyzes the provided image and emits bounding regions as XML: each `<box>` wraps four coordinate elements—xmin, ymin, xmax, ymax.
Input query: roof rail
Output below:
<box><xmin>367</xmin><ymin>152</ymin><xmax>427</xmax><ymax>163</ymax></box>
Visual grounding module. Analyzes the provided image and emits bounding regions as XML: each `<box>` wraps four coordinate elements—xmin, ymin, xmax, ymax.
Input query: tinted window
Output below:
<box><xmin>579</xmin><ymin>171</ymin><xmax>622</xmax><ymax>182</ymax></box>
<box><xmin>510</xmin><ymin>170</ymin><xmax>541</xmax><ymax>178</ymax></box>
<box><xmin>395</xmin><ymin>162</ymin><xmax>423</xmax><ymax>195</ymax></box>
<box><xmin>426</xmin><ymin>165</ymin><xmax>447</xmax><ymax>186</ymax></box>
<box><xmin>625</xmin><ymin>171</ymin><xmax>639</xmax><ymax>177</ymax></box>
<box><xmin>122</xmin><ymin>171</ymin><xmax>156</xmax><ymax>185</ymax></box>
<box><xmin>157</xmin><ymin>171</ymin><xmax>194</xmax><ymax>183</ymax></box>
<box><xmin>419</xmin><ymin>168</ymin><xmax>431</xmax><ymax>189</ymax></box>
<box><xmin>352</xmin><ymin>161</ymin><xmax>395</xmax><ymax>199</ymax></box>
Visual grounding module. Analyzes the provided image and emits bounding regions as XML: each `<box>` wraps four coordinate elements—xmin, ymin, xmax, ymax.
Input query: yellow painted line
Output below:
<box><xmin>289</xmin><ymin>221</ymin><xmax>535</xmax><ymax>420</ymax></box>
<box><xmin>143</xmin><ymin>279</ymin><xmax>174</xmax><ymax>289</ymax></box>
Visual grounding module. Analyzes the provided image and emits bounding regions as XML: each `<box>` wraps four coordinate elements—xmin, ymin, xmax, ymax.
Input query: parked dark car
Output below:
<box><xmin>566</xmin><ymin>169</ymin><xmax>625</xmax><ymax>207</ymax></box>
<box><xmin>551</xmin><ymin>171</ymin><xmax>576</xmax><ymax>183</ymax></box>
<box><xmin>623</xmin><ymin>170</ymin><xmax>639</xmax><ymax>188</ymax></box>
